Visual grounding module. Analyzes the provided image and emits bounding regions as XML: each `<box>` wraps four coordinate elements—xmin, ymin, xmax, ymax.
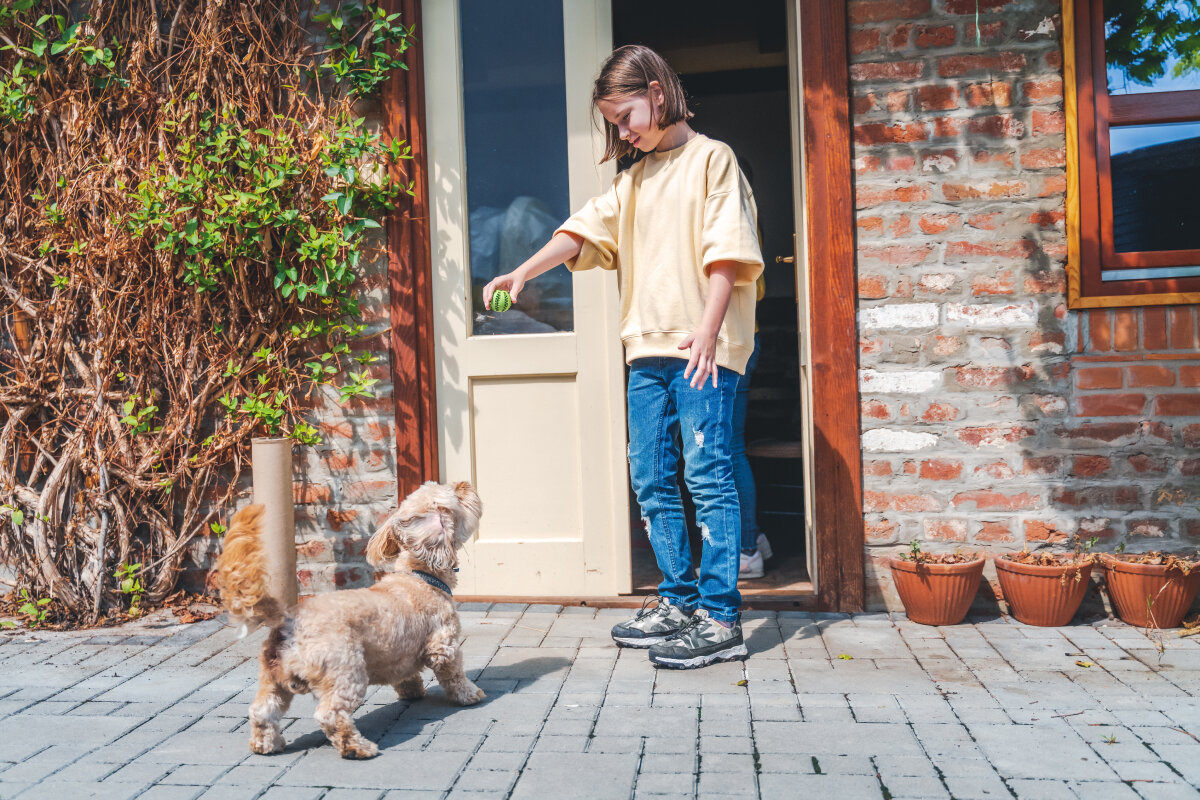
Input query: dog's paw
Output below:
<box><xmin>395</xmin><ymin>678</ymin><xmax>426</xmax><ymax>700</ymax></box>
<box><xmin>338</xmin><ymin>739</ymin><xmax>379</xmax><ymax>759</ymax></box>
<box><xmin>249</xmin><ymin>729</ymin><xmax>285</xmax><ymax>755</ymax></box>
<box><xmin>454</xmin><ymin>684</ymin><xmax>486</xmax><ymax>706</ymax></box>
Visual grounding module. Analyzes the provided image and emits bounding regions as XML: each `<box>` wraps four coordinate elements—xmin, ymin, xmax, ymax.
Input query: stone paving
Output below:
<box><xmin>1</xmin><ymin>604</ymin><xmax>1199</xmax><ymax>799</ymax></box>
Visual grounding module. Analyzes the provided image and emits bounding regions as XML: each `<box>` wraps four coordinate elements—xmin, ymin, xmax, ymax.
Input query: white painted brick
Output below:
<box><xmin>861</xmin><ymin>429</ymin><xmax>938</xmax><ymax>452</ymax></box>
<box><xmin>946</xmin><ymin>301</ymin><xmax>1037</xmax><ymax>329</ymax></box>
<box><xmin>859</xmin><ymin>303</ymin><xmax>939</xmax><ymax>330</ymax></box>
<box><xmin>859</xmin><ymin>370</ymin><xmax>941</xmax><ymax>394</ymax></box>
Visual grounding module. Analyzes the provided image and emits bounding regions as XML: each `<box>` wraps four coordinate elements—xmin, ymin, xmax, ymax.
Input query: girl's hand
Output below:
<box><xmin>679</xmin><ymin>325</ymin><xmax>720</xmax><ymax>389</ymax></box>
<box><xmin>483</xmin><ymin>270</ymin><xmax>526</xmax><ymax>310</ymax></box>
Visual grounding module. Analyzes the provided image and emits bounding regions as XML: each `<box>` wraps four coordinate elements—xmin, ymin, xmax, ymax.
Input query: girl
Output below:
<box><xmin>483</xmin><ymin>45</ymin><xmax>762</xmax><ymax>669</ymax></box>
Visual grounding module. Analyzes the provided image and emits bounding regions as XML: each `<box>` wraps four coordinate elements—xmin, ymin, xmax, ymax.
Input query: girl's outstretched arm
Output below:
<box><xmin>483</xmin><ymin>232</ymin><xmax>584</xmax><ymax>309</ymax></box>
<box><xmin>679</xmin><ymin>261</ymin><xmax>738</xmax><ymax>389</ymax></box>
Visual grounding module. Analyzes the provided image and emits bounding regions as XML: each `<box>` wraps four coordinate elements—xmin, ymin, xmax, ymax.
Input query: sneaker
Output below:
<box><xmin>611</xmin><ymin>596</ymin><xmax>692</xmax><ymax>648</ymax></box>
<box><xmin>739</xmin><ymin>550</ymin><xmax>764</xmax><ymax>579</ymax></box>
<box><xmin>648</xmin><ymin>609</ymin><xmax>748</xmax><ymax>669</ymax></box>
<box><xmin>756</xmin><ymin>533</ymin><xmax>773</xmax><ymax>561</ymax></box>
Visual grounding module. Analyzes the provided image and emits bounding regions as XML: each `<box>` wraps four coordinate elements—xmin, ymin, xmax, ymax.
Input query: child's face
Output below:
<box><xmin>597</xmin><ymin>82</ymin><xmax>666</xmax><ymax>153</ymax></box>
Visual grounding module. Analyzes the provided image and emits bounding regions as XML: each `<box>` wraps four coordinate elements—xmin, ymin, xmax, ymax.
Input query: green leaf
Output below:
<box><xmin>11</xmin><ymin>510</ymin><xmax>23</xmax><ymax>526</ymax></box>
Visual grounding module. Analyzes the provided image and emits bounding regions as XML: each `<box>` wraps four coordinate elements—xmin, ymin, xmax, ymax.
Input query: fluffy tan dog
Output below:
<box><xmin>215</xmin><ymin>481</ymin><xmax>485</xmax><ymax>759</ymax></box>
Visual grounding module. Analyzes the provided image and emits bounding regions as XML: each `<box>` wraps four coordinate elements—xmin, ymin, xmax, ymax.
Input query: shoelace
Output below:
<box><xmin>634</xmin><ymin>594</ymin><xmax>668</xmax><ymax>621</ymax></box>
<box><xmin>667</xmin><ymin>613</ymin><xmax>705</xmax><ymax>641</ymax></box>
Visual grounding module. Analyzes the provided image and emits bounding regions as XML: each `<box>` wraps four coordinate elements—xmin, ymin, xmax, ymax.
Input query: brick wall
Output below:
<box><xmin>848</xmin><ymin>0</ymin><xmax>1200</xmax><ymax>609</ymax></box>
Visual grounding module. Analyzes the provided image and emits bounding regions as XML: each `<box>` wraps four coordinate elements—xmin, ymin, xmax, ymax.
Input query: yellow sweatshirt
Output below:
<box><xmin>555</xmin><ymin>134</ymin><xmax>764</xmax><ymax>374</ymax></box>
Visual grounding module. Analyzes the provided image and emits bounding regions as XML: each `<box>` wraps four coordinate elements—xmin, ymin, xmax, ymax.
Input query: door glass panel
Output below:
<box><xmin>1105</xmin><ymin>1</ymin><xmax>1200</xmax><ymax>95</ymax></box>
<box><xmin>460</xmin><ymin>0</ymin><xmax>574</xmax><ymax>335</ymax></box>
<box><xmin>1109</xmin><ymin>122</ymin><xmax>1200</xmax><ymax>252</ymax></box>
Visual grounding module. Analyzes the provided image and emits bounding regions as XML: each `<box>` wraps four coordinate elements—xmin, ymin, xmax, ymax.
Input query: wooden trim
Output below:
<box><xmin>802</xmin><ymin>0</ymin><xmax>863</xmax><ymax>612</ymax></box>
<box><xmin>456</xmin><ymin>595</ymin><xmax>822</xmax><ymax>611</ymax></box>
<box><xmin>383</xmin><ymin>0</ymin><xmax>440</xmax><ymax>497</ymax></box>
<box><xmin>1110</xmin><ymin>91</ymin><xmax>1200</xmax><ymax>125</ymax></box>
<box><xmin>1066</xmin><ymin>0</ymin><xmax>1200</xmax><ymax>308</ymax></box>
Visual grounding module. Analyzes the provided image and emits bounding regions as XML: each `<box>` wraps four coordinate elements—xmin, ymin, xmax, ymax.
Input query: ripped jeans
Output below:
<box><xmin>627</xmin><ymin>357</ymin><xmax>741</xmax><ymax>624</ymax></box>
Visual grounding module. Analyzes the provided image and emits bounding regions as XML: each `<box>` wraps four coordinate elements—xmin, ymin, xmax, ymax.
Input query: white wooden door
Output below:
<box><xmin>788</xmin><ymin>0</ymin><xmax>819</xmax><ymax>592</ymax></box>
<box><xmin>423</xmin><ymin>0</ymin><xmax>628</xmax><ymax>595</ymax></box>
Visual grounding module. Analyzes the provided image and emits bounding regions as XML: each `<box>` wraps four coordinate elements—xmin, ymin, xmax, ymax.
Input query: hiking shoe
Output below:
<box><xmin>648</xmin><ymin>609</ymin><xmax>748</xmax><ymax>669</ymax></box>
<box><xmin>757</xmin><ymin>533</ymin><xmax>773</xmax><ymax>560</ymax></box>
<box><xmin>739</xmin><ymin>550</ymin><xmax>764</xmax><ymax>579</ymax></box>
<box><xmin>611</xmin><ymin>596</ymin><xmax>692</xmax><ymax>648</ymax></box>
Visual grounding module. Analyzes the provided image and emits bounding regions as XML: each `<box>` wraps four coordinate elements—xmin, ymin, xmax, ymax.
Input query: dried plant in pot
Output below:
<box><xmin>889</xmin><ymin>542</ymin><xmax>986</xmax><ymax>626</ymax></box>
<box><xmin>994</xmin><ymin>548</ymin><xmax>1096</xmax><ymax>627</ymax></box>
<box><xmin>1101</xmin><ymin>551</ymin><xmax>1200</xmax><ymax>629</ymax></box>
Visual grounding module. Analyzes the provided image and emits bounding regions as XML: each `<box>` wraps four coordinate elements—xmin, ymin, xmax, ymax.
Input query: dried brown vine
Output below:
<box><xmin>0</xmin><ymin>0</ymin><xmax>412</xmax><ymax>621</ymax></box>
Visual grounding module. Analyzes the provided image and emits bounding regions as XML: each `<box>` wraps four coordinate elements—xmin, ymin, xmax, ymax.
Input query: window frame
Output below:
<box><xmin>1066</xmin><ymin>0</ymin><xmax>1200</xmax><ymax>308</ymax></box>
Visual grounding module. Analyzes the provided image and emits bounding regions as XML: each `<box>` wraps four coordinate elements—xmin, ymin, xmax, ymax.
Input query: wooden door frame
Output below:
<box><xmin>385</xmin><ymin>0</ymin><xmax>865</xmax><ymax>611</ymax></box>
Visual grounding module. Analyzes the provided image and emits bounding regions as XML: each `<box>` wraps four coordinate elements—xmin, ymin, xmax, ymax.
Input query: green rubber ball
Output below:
<box><xmin>492</xmin><ymin>290</ymin><xmax>512</xmax><ymax>313</ymax></box>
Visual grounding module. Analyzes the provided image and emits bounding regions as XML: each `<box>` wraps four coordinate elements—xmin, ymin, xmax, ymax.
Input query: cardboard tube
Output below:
<box><xmin>251</xmin><ymin>437</ymin><xmax>298</xmax><ymax>608</ymax></box>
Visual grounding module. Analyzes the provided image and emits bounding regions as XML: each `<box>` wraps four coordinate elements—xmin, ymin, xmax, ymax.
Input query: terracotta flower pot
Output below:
<box><xmin>1102</xmin><ymin>557</ymin><xmax>1200</xmax><ymax>629</ymax></box>
<box><xmin>889</xmin><ymin>557</ymin><xmax>984</xmax><ymax>626</ymax></box>
<box><xmin>994</xmin><ymin>557</ymin><xmax>1093</xmax><ymax>627</ymax></box>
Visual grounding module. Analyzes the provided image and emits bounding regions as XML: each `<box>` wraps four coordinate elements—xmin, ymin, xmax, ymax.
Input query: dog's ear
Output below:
<box><xmin>366</xmin><ymin>512</ymin><xmax>404</xmax><ymax>567</ymax></box>
<box><xmin>453</xmin><ymin>482</ymin><xmax>482</xmax><ymax>531</ymax></box>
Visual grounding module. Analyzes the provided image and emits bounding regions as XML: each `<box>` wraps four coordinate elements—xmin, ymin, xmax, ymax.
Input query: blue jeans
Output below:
<box><xmin>627</xmin><ymin>357</ymin><xmax>741</xmax><ymax>624</ymax></box>
<box><xmin>731</xmin><ymin>335</ymin><xmax>762</xmax><ymax>553</ymax></box>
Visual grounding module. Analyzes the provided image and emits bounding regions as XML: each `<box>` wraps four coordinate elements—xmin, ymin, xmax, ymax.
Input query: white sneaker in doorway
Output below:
<box><xmin>739</xmin><ymin>550</ymin><xmax>764</xmax><ymax>579</ymax></box>
<box><xmin>756</xmin><ymin>533</ymin><xmax>773</xmax><ymax>561</ymax></box>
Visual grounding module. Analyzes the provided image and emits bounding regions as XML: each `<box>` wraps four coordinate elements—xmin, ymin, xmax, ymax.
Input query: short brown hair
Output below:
<box><xmin>592</xmin><ymin>45</ymin><xmax>692</xmax><ymax>163</ymax></box>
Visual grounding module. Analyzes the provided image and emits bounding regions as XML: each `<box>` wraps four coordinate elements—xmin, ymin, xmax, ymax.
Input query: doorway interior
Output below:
<box><xmin>613</xmin><ymin>0</ymin><xmax>812</xmax><ymax>598</ymax></box>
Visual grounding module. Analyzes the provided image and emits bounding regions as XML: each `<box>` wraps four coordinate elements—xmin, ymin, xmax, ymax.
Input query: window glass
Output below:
<box><xmin>1105</xmin><ymin>1</ymin><xmax>1200</xmax><ymax>95</ymax></box>
<box><xmin>1109</xmin><ymin>122</ymin><xmax>1200</xmax><ymax>253</ymax></box>
<box><xmin>460</xmin><ymin>0</ymin><xmax>574</xmax><ymax>335</ymax></box>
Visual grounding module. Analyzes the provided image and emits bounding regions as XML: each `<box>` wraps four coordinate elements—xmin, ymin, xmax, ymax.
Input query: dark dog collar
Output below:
<box><xmin>411</xmin><ymin>570</ymin><xmax>452</xmax><ymax>597</ymax></box>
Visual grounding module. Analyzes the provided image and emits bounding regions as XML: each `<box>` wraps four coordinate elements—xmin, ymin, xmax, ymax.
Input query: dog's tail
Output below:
<box><xmin>214</xmin><ymin>504</ymin><xmax>287</xmax><ymax>633</ymax></box>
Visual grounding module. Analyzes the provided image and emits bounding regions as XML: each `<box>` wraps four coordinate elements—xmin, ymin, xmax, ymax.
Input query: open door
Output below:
<box><xmin>422</xmin><ymin>0</ymin><xmax>628</xmax><ymax>595</ymax></box>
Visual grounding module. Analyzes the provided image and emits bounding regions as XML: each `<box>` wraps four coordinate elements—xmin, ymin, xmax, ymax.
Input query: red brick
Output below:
<box><xmin>1021</xmin><ymin>78</ymin><xmax>1063</xmax><ymax>103</ymax></box>
<box><xmin>933</xmin><ymin>336</ymin><xmax>965</xmax><ymax>356</ymax></box>
<box><xmin>939</xmin><ymin>53</ymin><xmax>1027</xmax><ymax>77</ymax></box>
<box><xmin>1022</xmin><ymin>456</ymin><xmax>1061</xmax><ymax>476</ymax></box>
<box><xmin>918</xmin><ymin>213</ymin><xmax>960</xmax><ymax>234</ymax></box>
<box><xmin>1126</xmin><ymin>365</ymin><xmax>1175</xmax><ymax>387</ymax></box>
<box><xmin>866</xmin><ymin>518</ymin><xmax>899</xmax><ymax>544</ymax></box>
<box><xmin>323</xmin><ymin>451</ymin><xmax>357</xmax><ymax>471</ymax></box>
<box><xmin>1127</xmin><ymin>519</ymin><xmax>1171</xmax><ymax>538</ymax></box>
<box><xmin>942</xmin><ymin>181</ymin><xmax>1027</xmax><ymax>201</ymax></box>
<box><xmin>849</xmin><ymin>0</ymin><xmax>932</xmax><ymax>23</ymax></box>
<box><xmin>1039</xmin><ymin>175</ymin><xmax>1067</xmax><ymax>197</ymax></box>
<box><xmin>850</xmin><ymin>28</ymin><xmax>882</xmax><ymax>56</ymax></box>
<box><xmin>922</xmin><ymin>402</ymin><xmax>961</xmax><ymax>422</ymax></box>
<box><xmin>859</xmin><ymin>274</ymin><xmax>889</xmax><ymax>299</ymax></box>
<box><xmin>1180</xmin><ymin>366</ymin><xmax>1200</xmax><ymax>387</ymax></box>
<box><xmin>957</xmin><ymin>426</ymin><xmax>1034</xmax><ymax>446</ymax></box>
<box><xmin>851</xmin><ymin>61</ymin><xmax>926</xmax><ymax>82</ymax></box>
<box><xmin>1029</xmin><ymin>331</ymin><xmax>1065</xmax><ymax>353</ymax></box>
<box><xmin>976</xmin><ymin>461</ymin><xmax>1015</xmax><ymax>480</ymax></box>
<box><xmin>1113</xmin><ymin>309</ymin><xmax>1138</xmax><ymax>351</ymax></box>
<box><xmin>902</xmin><ymin>460</ymin><xmax>919</xmax><ymax>476</ymax></box>
<box><xmin>1060</xmin><ymin>422</ymin><xmax>1141</xmax><ymax>444</ymax></box>
<box><xmin>971</xmin><ymin>272</ymin><xmax>1015</xmax><ymax>296</ymax></box>
<box><xmin>920</xmin><ymin>459</ymin><xmax>963</xmax><ymax>480</ymax></box>
<box><xmin>952</xmin><ymin>491</ymin><xmax>1041</xmax><ymax>511</ymax></box>
<box><xmin>856</xmin><ymin>184</ymin><xmax>932</xmax><ymax>208</ymax></box>
<box><xmin>945</xmin><ymin>0</ymin><xmax>1014</xmax><ymax>11</ymax></box>
<box><xmin>1031</xmin><ymin>110</ymin><xmax>1066</xmax><ymax>135</ymax></box>
<box><xmin>955</xmin><ymin>365</ymin><xmax>1033</xmax><ymax>389</ymax></box>
<box><xmin>1076</xmin><ymin>367</ymin><xmax>1122</xmax><ymax>390</ymax></box>
<box><xmin>1071</xmin><ymin>456</ymin><xmax>1111</xmax><ymax>477</ymax></box>
<box><xmin>917</xmin><ymin>85</ymin><xmax>958</xmax><ymax>111</ymax></box>
<box><xmin>864</xmin><ymin>460</ymin><xmax>893</xmax><ymax>478</ymax></box>
<box><xmin>1168</xmin><ymin>308</ymin><xmax>1198</xmax><ymax>349</ymax></box>
<box><xmin>1128</xmin><ymin>454</ymin><xmax>1168</xmax><ymax>474</ymax></box>
<box><xmin>915</xmin><ymin>25</ymin><xmax>956</xmax><ymax>48</ymax></box>
<box><xmin>1089</xmin><ymin>310</ymin><xmax>1112</xmax><ymax>352</ymax></box>
<box><xmin>1076</xmin><ymin>393</ymin><xmax>1146</xmax><ymax>417</ymax></box>
<box><xmin>862</xmin><ymin>399</ymin><xmax>892</xmax><ymax>420</ymax></box>
<box><xmin>1182</xmin><ymin>459</ymin><xmax>1200</xmax><ymax>477</ymax></box>
<box><xmin>319</xmin><ymin>421</ymin><xmax>354</xmax><ymax>439</ymax></box>
<box><xmin>1052</xmin><ymin>486</ymin><xmax>1141</xmax><ymax>508</ymax></box>
<box><xmin>855</xmin><ymin>122</ymin><xmax>929</xmax><ymax>145</ymax></box>
<box><xmin>1025</xmin><ymin>521</ymin><xmax>1068</xmax><ymax>543</ymax></box>
<box><xmin>888</xmin><ymin>24</ymin><xmax>913</xmax><ymax>50</ymax></box>
<box><xmin>1143</xmin><ymin>308</ymin><xmax>1168</xmax><ymax>350</ymax></box>
<box><xmin>294</xmin><ymin>483</ymin><xmax>333</xmax><ymax>504</ymax></box>
<box><xmin>1024</xmin><ymin>272</ymin><xmax>1066</xmax><ymax>293</ymax></box>
<box><xmin>343</xmin><ymin>480</ymin><xmax>395</xmax><ymax>503</ymax></box>
<box><xmin>1155</xmin><ymin>394</ymin><xmax>1200</xmax><ymax>416</ymax></box>
<box><xmin>1187</xmin><ymin>519</ymin><xmax>1200</xmax><ymax>544</ymax></box>
<box><xmin>965</xmin><ymin>81</ymin><xmax>1013</xmax><ymax>108</ymax></box>
<box><xmin>859</xmin><ymin>244</ymin><xmax>934</xmax><ymax>267</ymax></box>
<box><xmin>925</xmin><ymin>520</ymin><xmax>967</xmax><ymax>542</ymax></box>
<box><xmin>975</xmin><ymin>520</ymin><xmax>1014</xmax><ymax>543</ymax></box>
<box><xmin>296</xmin><ymin>540</ymin><xmax>327</xmax><ymax>559</ymax></box>
<box><xmin>854</xmin><ymin>94</ymin><xmax>877</xmax><ymax>115</ymax></box>
<box><xmin>864</xmin><ymin>491</ymin><xmax>943</xmax><ymax>512</ymax></box>
<box><xmin>326</xmin><ymin>508</ymin><xmax>360</xmax><ymax>531</ymax></box>
<box><xmin>933</xmin><ymin>117</ymin><xmax>965</xmax><ymax>137</ymax></box>
<box><xmin>1022</xmin><ymin>148</ymin><xmax>1066</xmax><ymax>170</ymax></box>
<box><xmin>966</xmin><ymin>212</ymin><xmax>999</xmax><ymax>230</ymax></box>
<box><xmin>1186</xmin><ymin>424</ymin><xmax>1200</xmax><ymax>447</ymax></box>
